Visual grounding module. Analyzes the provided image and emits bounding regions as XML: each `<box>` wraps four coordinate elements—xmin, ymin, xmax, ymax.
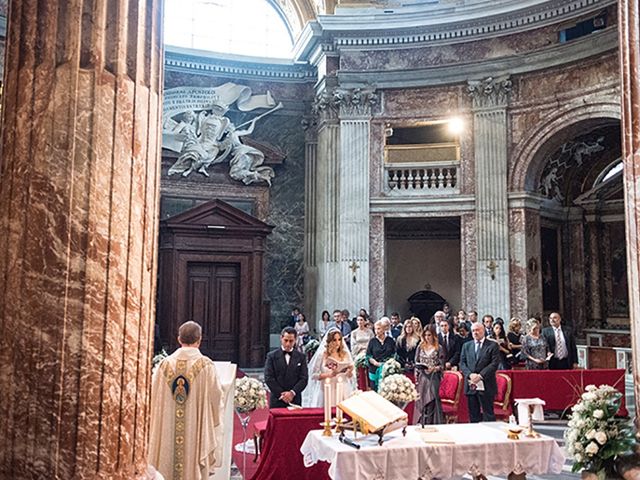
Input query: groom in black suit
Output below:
<box><xmin>459</xmin><ymin>322</ymin><xmax>501</xmax><ymax>422</ymax></box>
<box><xmin>264</xmin><ymin>327</ymin><xmax>309</xmax><ymax>408</ymax></box>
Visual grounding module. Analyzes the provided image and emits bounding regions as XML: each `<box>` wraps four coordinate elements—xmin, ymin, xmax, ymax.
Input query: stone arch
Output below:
<box><xmin>509</xmin><ymin>101</ymin><xmax>621</xmax><ymax>193</ymax></box>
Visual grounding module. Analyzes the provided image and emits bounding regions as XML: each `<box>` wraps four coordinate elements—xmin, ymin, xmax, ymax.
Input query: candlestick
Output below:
<box><xmin>323</xmin><ymin>379</ymin><xmax>331</xmax><ymax>425</ymax></box>
<box><xmin>336</xmin><ymin>377</ymin><xmax>343</xmax><ymax>423</ymax></box>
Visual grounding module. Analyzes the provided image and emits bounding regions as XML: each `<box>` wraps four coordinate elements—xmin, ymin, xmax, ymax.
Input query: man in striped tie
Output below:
<box><xmin>542</xmin><ymin>312</ymin><xmax>578</xmax><ymax>370</ymax></box>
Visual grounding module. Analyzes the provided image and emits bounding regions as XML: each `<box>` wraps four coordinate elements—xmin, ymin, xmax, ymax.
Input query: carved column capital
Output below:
<box><xmin>311</xmin><ymin>89</ymin><xmax>340</xmax><ymax>122</ymax></box>
<box><xmin>301</xmin><ymin>115</ymin><xmax>318</xmax><ymax>142</ymax></box>
<box><xmin>335</xmin><ymin>87</ymin><xmax>378</xmax><ymax>118</ymax></box>
<box><xmin>467</xmin><ymin>76</ymin><xmax>512</xmax><ymax>109</ymax></box>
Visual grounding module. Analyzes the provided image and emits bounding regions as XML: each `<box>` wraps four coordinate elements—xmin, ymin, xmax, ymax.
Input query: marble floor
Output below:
<box><xmin>228</xmin><ymin>374</ymin><xmax>635</xmax><ymax>479</ymax></box>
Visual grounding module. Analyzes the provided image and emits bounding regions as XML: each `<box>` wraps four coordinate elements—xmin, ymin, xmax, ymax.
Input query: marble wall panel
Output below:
<box><xmin>460</xmin><ymin>213</ymin><xmax>477</xmax><ymax>312</ymax></box>
<box><xmin>370</xmin><ymin>120</ymin><xmax>386</xmax><ymax>197</ymax></box>
<box><xmin>369</xmin><ymin>214</ymin><xmax>385</xmax><ymax>320</ymax></box>
<box><xmin>382</xmin><ymin>84</ymin><xmax>468</xmax><ymax>119</ymax></box>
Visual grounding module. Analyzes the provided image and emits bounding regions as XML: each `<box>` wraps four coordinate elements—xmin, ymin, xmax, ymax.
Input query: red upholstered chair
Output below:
<box><xmin>439</xmin><ymin>370</ymin><xmax>464</xmax><ymax>423</ymax></box>
<box><xmin>493</xmin><ymin>372</ymin><xmax>513</xmax><ymax>420</ymax></box>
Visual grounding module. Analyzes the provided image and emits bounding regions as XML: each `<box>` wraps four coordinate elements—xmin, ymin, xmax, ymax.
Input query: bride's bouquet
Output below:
<box><xmin>378</xmin><ymin>373</ymin><xmax>418</xmax><ymax>406</ymax></box>
<box><xmin>234</xmin><ymin>377</ymin><xmax>267</xmax><ymax>413</ymax></box>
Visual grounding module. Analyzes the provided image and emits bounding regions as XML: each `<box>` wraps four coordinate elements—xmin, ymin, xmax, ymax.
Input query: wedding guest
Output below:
<box><xmin>410</xmin><ymin>316</ymin><xmax>423</xmax><ymax>338</ymax></box>
<box><xmin>390</xmin><ymin>312</ymin><xmax>403</xmax><ymax>339</ymax></box>
<box><xmin>438</xmin><ymin>318</ymin><xmax>461</xmax><ymax>369</ymax></box>
<box><xmin>468</xmin><ymin>310</ymin><xmax>479</xmax><ymax>325</ymax></box>
<box><xmin>396</xmin><ymin>319</ymin><xmax>420</xmax><ymax>370</ymax></box>
<box><xmin>317</xmin><ymin>310</ymin><xmax>331</xmax><ymax>336</ymax></box>
<box><xmin>333</xmin><ymin>309</ymin><xmax>352</xmax><ymax>346</ymax></box>
<box><xmin>432</xmin><ymin>310</ymin><xmax>446</xmax><ymax>335</ymax></box>
<box><xmin>379</xmin><ymin>316</ymin><xmax>392</xmax><ymax>337</ymax></box>
<box><xmin>482</xmin><ymin>314</ymin><xmax>494</xmax><ymax>337</ymax></box>
<box><xmin>294</xmin><ymin>313</ymin><xmax>310</xmax><ymax>352</ymax></box>
<box><xmin>457</xmin><ymin>324</ymin><xmax>472</xmax><ymax>343</ymax></box>
<box><xmin>507</xmin><ymin>318</ymin><xmax>523</xmax><ymax>360</ymax></box>
<box><xmin>542</xmin><ymin>312</ymin><xmax>579</xmax><ymax>370</ymax></box>
<box><xmin>350</xmin><ymin>314</ymin><xmax>374</xmax><ymax>357</ymax></box>
<box><xmin>442</xmin><ymin>302</ymin><xmax>452</xmax><ymax>321</ymax></box>
<box><xmin>303</xmin><ymin>328</ymin><xmax>356</xmax><ymax>407</ymax></box>
<box><xmin>264</xmin><ymin>327</ymin><xmax>309</xmax><ymax>408</ymax></box>
<box><xmin>288</xmin><ymin>306</ymin><xmax>301</xmax><ymax>328</ymax></box>
<box><xmin>366</xmin><ymin>320</ymin><xmax>396</xmax><ymax>390</ymax></box>
<box><xmin>488</xmin><ymin>321</ymin><xmax>512</xmax><ymax>370</ymax></box>
<box><xmin>414</xmin><ymin>325</ymin><xmax>444</xmax><ymax>425</ymax></box>
<box><xmin>454</xmin><ymin>309</ymin><xmax>470</xmax><ymax>331</ymax></box>
<box><xmin>459</xmin><ymin>322</ymin><xmax>501</xmax><ymax>423</ymax></box>
<box><xmin>521</xmin><ymin>318</ymin><xmax>552</xmax><ymax>370</ymax></box>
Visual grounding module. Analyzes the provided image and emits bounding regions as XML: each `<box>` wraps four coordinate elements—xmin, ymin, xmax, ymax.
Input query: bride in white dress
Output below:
<box><xmin>303</xmin><ymin>328</ymin><xmax>357</xmax><ymax>407</ymax></box>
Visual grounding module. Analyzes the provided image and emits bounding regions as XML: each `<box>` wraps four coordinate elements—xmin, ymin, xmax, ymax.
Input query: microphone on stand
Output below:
<box><xmin>338</xmin><ymin>431</ymin><xmax>361</xmax><ymax>450</ymax></box>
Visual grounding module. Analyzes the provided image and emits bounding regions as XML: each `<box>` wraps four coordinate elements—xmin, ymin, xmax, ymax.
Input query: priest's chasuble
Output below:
<box><xmin>149</xmin><ymin>347</ymin><xmax>224</xmax><ymax>480</ymax></box>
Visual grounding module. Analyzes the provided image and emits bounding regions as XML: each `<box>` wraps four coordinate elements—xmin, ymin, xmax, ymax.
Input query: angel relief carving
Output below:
<box><xmin>162</xmin><ymin>84</ymin><xmax>283</xmax><ymax>186</ymax></box>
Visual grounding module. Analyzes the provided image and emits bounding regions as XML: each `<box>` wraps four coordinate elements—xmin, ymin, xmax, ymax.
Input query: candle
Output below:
<box><xmin>336</xmin><ymin>377</ymin><xmax>343</xmax><ymax>422</ymax></box>
<box><xmin>323</xmin><ymin>379</ymin><xmax>331</xmax><ymax>424</ymax></box>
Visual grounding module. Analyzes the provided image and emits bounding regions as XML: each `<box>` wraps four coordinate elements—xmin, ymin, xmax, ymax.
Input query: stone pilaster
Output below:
<box><xmin>468</xmin><ymin>77</ymin><xmax>512</xmax><ymax>319</ymax></box>
<box><xmin>587</xmin><ymin>221</ymin><xmax>603</xmax><ymax>324</ymax></box>
<box><xmin>369</xmin><ymin>214</ymin><xmax>385</xmax><ymax>320</ymax></box>
<box><xmin>311</xmin><ymin>87</ymin><xmax>377</xmax><ymax>316</ymax></box>
<box><xmin>303</xmin><ymin>116</ymin><xmax>319</xmax><ymax>328</ymax></box>
<box><xmin>618</xmin><ymin>0</ymin><xmax>640</xmax><ymax>431</ymax></box>
<box><xmin>0</xmin><ymin>1</ymin><xmax>163</xmax><ymax>478</ymax></box>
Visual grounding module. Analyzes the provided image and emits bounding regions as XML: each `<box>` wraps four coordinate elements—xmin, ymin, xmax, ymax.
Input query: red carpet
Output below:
<box><xmin>232</xmin><ymin>371</ymin><xmax>269</xmax><ymax>479</ymax></box>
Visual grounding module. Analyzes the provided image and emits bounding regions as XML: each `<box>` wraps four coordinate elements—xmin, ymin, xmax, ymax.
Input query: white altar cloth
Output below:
<box><xmin>300</xmin><ymin>422</ymin><xmax>565</xmax><ymax>480</ymax></box>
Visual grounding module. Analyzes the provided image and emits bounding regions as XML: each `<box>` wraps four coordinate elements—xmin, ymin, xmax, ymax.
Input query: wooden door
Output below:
<box><xmin>186</xmin><ymin>261</ymin><xmax>240</xmax><ymax>362</ymax></box>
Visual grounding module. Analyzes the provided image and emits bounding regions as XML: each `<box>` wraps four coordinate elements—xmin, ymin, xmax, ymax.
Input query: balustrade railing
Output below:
<box><xmin>385</xmin><ymin>162</ymin><xmax>459</xmax><ymax>194</ymax></box>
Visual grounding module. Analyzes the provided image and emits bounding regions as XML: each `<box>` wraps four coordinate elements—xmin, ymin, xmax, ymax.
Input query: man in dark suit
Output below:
<box><xmin>542</xmin><ymin>312</ymin><xmax>578</xmax><ymax>370</ymax></box>
<box><xmin>438</xmin><ymin>318</ymin><xmax>461</xmax><ymax>369</ymax></box>
<box><xmin>459</xmin><ymin>322</ymin><xmax>501</xmax><ymax>422</ymax></box>
<box><xmin>264</xmin><ymin>327</ymin><xmax>309</xmax><ymax>408</ymax></box>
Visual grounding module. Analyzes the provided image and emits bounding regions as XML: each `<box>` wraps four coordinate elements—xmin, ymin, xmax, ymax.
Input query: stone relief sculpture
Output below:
<box><xmin>162</xmin><ymin>83</ymin><xmax>282</xmax><ymax>185</ymax></box>
<box><xmin>538</xmin><ymin>135</ymin><xmax>606</xmax><ymax>202</ymax></box>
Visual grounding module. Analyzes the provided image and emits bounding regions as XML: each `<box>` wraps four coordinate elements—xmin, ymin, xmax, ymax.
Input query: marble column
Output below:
<box><xmin>369</xmin><ymin>214</ymin><xmax>385</xmax><ymax>320</ymax></box>
<box><xmin>619</xmin><ymin>0</ymin><xmax>640</xmax><ymax>427</ymax></box>
<box><xmin>586</xmin><ymin>220</ymin><xmax>603</xmax><ymax>324</ymax></box>
<box><xmin>303</xmin><ymin>117</ymin><xmax>319</xmax><ymax>327</ymax></box>
<box><xmin>336</xmin><ymin>87</ymin><xmax>376</xmax><ymax>315</ymax></box>
<box><xmin>468</xmin><ymin>77</ymin><xmax>512</xmax><ymax>320</ymax></box>
<box><xmin>312</xmin><ymin>87</ymin><xmax>377</xmax><ymax>317</ymax></box>
<box><xmin>313</xmin><ymin>91</ymin><xmax>340</xmax><ymax>320</ymax></box>
<box><xmin>0</xmin><ymin>1</ymin><xmax>163</xmax><ymax>478</ymax></box>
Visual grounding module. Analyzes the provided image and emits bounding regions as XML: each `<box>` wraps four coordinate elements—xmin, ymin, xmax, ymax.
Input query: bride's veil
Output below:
<box><xmin>302</xmin><ymin>327</ymin><xmax>357</xmax><ymax>407</ymax></box>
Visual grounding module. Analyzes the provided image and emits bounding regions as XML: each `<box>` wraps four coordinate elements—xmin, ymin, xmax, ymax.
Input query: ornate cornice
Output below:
<box><xmin>467</xmin><ymin>76</ymin><xmax>512</xmax><ymax>109</ymax></box>
<box><xmin>164</xmin><ymin>47</ymin><xmax>315</xmax><ymax>83</ymax></box>
<box><xmin>303</xmin><ymin>0</ymin><xmax>614</xmax><ymax>51</ymax></box>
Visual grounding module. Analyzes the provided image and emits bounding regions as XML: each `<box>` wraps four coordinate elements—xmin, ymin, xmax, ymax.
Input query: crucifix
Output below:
<box><xmin>349</xmin><ymin>261</ymin><xmax>360</xmax><ymax>283</ymax></box>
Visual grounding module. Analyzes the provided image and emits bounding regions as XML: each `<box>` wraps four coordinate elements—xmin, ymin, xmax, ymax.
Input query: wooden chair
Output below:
<box><xmin>439</xmin><ymin>370</ymin><xmax>464</xmax><ymax>423</ymax></box>
<box><xmin>493</xmin><ymin>372</ymin><xmax>513</xmax><ymax>420</ymax></box>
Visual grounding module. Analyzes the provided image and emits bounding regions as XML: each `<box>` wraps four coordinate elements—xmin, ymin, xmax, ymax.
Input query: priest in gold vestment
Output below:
<box><xmin>149</xmin><ymin>321</ymin><xmax>224</xmax><ymax>480</ymax></box>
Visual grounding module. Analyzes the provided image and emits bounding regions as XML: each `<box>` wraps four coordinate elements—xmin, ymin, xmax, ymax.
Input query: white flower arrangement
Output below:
<box><xmin>564</xmin><ymin>384</ymin><xmax>636</xmax><ymax>479</ymax></box>
<box><xmin>234</xmin><ymin>377</ymin><xmax>268</xmax><ymax>413</ymax></box>
<box><xmin>378</xmin><ymin>373</ymin><xmax>418</xmax><ymax>405</ymax></box>
<box><xmin>354</xmin><ymin>351</ymin><xmax>368</xmax><ymax>369</ymax></box>
<box><xmin>379</xmin><ymin>358</ymin><xmax>402</xmax><ymax>380</ymax></box>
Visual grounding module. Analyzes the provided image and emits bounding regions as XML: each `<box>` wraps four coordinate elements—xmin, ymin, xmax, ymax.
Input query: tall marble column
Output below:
<box><xmin>313</xmin><ymin>90</ymin><xmax>341</xmax><ymax>320</ymax></box>
<box><xmin>618</xmin><ymin>0</ymin><xmax>640</xmax><ymax>421</ymax></box>
<box><xmin>303</xmin><ymin>116</ymin><xmax>319</xmax><ymax>326</ymax></box>
<box><xmin>0</xmin><ymin>1</ymin><xmax>163</xmax><ymax>478</ymax></box>
<box><xmin>311</xmin><ymin>87</ymin><xmax>376</xmax><ymax>317</ymax></box>
<box><xmin>468</xmin><ymin>77</ymin><xmax>512</xmax><ymax>319</ymax></box>
<box><xmin>336</xmin><ymin>87</ymin><xmax>376</xmax><ymax>314</ymax></box>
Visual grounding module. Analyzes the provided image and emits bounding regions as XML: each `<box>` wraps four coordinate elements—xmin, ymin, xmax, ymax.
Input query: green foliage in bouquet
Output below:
<box><xmin>151</xmin><ymin>348</ymin><xmax>169</xmax><ymax>373</ymax></box>
<box><xmin>564</xmin><ymin>384</ymin><xmax>636</xmax><ymax>479</ymax></box>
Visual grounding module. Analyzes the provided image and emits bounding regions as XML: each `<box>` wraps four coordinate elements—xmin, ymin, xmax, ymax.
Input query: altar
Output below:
<box><xmin>300</xmin><ymin>422</ymin><xmax>565</xmax><ymax>480</ymax></box>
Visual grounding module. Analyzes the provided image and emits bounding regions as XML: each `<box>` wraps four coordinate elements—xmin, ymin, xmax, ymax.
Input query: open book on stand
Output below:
<box><xmin>337</xmin><ymin>390</ymin><xmax>408</xmax><ymax>445</ymax></box>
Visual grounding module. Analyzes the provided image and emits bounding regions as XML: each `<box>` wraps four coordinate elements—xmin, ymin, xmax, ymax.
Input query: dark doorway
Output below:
<box><xmin>186</xmin><ymin>262</ymin><xmax>241</xmax><ymax>362</ymax></box>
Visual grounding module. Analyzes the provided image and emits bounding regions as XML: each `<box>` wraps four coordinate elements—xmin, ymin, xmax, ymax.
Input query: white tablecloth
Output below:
<box><xmin>300</xmin><ymin>422</ymin><xmax>565</xmax><ymax>480</ymax></box>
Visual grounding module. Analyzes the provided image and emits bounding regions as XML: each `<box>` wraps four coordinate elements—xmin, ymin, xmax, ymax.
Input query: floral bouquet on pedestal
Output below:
<box><xmin>564</xmin><ymin>384</ymin><xmax>636</xmax><ymax>480</ymax></box>
<box><xmin>303</xmin><ymin>338</ymin><xmax>320</xmax><ymax>357</ymax></box>
<box><xmin>234</xmin><ymin>377</ymin><xmax>267</xmax><ymax>414</ymax></box>
<box><xmin>379</xmin><ymin>358</ymin><xmax>402</xmax><ymax>381</ymax></box>
<box><xmin>378</xmin><ymin>373</ymin><xmax>418</xmax><ymax>409</ymax></box>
